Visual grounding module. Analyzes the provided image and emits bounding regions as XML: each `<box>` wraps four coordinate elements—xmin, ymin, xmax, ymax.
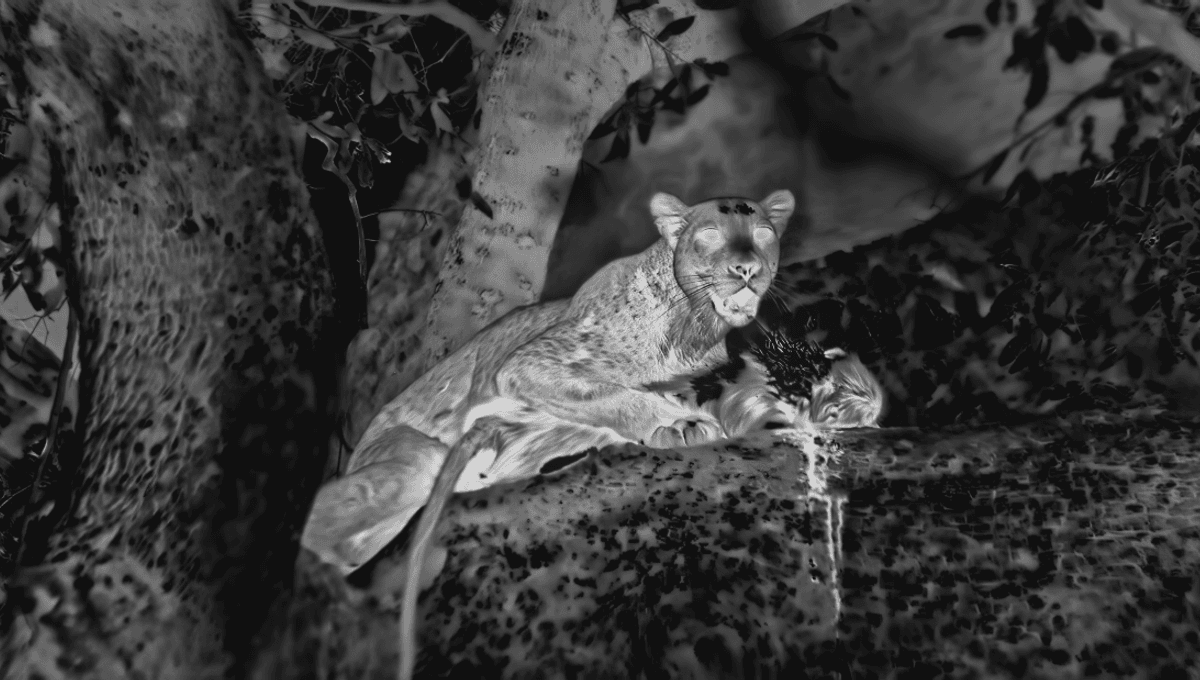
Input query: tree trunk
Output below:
<box><xmin>0</xmin><ymin>1</ymin><xmax>336</xmax><ymax>677</ymax></box>
<box><xmin>261</xmin><ymin>410</ymin><xmax>1200</xmax><ymax>678</ymax></box>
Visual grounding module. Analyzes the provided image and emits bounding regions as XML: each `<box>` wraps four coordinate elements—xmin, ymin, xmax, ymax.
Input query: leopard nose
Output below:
<box><xmin>729</xmin><ymin>262</ymin><xmax>759</xmax><ymax>283</ymax></box>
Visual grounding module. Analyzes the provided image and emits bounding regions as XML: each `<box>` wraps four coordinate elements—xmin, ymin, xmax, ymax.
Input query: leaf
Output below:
<box><xmin>825</xmin><ymin>76</ymin><xmax>851</xmax><ymax>101</ymax></box>
<box><xmin>470</xmin><ymin>191</ymin><xmax>493</xmax><ymax>219</ymax></box>
<box><xmin>1003</xmin><ymin>169</ymin><xmax>1039</xmax><ymax>204</ymax></box>
<box><xmin>1099</xmin><ymin>32</ymin><xmax>1119</xmax><ymax>54</ymax></box>
<box><xmin>1004</xmin><ymin>29</ymin><xmax>1039</xmax><ymax>70</ymax></box>
<box><xmin>984</xmin><ymin>278</ymin><xmax>1029</xmax><ymax>328</ymax></box>
<box><xmin>685</xmin><ymin>84</ymin><xmax>710</xmax><ymax>106</ymax></box>
<box><xmin>816</xmin><ymin>33</ymin><xmax>839</xmax><ymax>51</ymax></box>
<box><xmin>588</xmin><ymin>117</ymin><xmax>619</xmax><ymax>140</ymax></box>
<box><xmin>778</xmin><ymin>30</ymin><xmax>839</xmax><ymax>50</ymax></box>
<box><xmin>912</xmin><ymin>295</ymin><xmax>962</xmax><ymax>350</ymax></box>
<box><xmin>1173</xmin><ymin>109</ymin><xmax>1200</xmax><ymax>146</ymax></box>
<box><xmin>369</xmin><ymin>61</ymin><xmax>388</xmax><ymax>105</ymax></box>
<box><xmin>355</xmin><ymin>156</ymin><xmax>374</xmax><ymax>190</ymax></box>
<box><xmin>1047</xmin><ymin>25</ymin><xmax>1078</xmax><ymax>63</ymax></box>
<box><xmin>1158</xmin><ymin>335</ymin><xmax>1179</xmax><ymax>372</ymax></box>
<box><xmin>1024</xmin><ymin>58</ymin><xmax>1049</xmax><ymax>110</ymax></box>
<box><xmin>998</xmin><ymin>324</ymin><xmax>1030</xmax><ymax>367</ymax></box>
<box><xmin>1126</xmin><ymin>352</ymin><xmax>1143</xmax><ymax>379</ymax></box>
<box><xmin>985</xmin><ymin>0</ymin><xmax>1002</xmax><ymax>25</ymax></box>
<box><xmin>636</xmin><ymin>110</ymin><xmax>654</xmax><ymax>144</ymax></box>
<box><xmin>660</xmin><ymin>94</ymin><xmax>685</xmax><ymax>114</ymax></box>
<box><xmin>1009</xmin><ymin>334</ymin><xmax>1039</xmax><ymax>374</ymax></box>
<box><xmin>295</xmin><ymin>27</ymin><xmax>338</xmax><ymax>51</ymax></box>
<box><xmin>617</xmin><ymin>0</ymin><xmax>657</xmax><ymax>14</ymax></box>
<box><xmin>602</xmin><ymin>129</ymin><xmax>631</xmax><ymax>163</ymax></box>
<box><xmin>694</xmin><ymin>58</ymin><xmax>729</xmax><ymax>77</ymax></box>
<box><xmin>649</xmin><ymin>77</ymin><xmax>679</xmax><ymax>106</ymax></box>
<box><xmin>430</xmin><ymin>103</ymin><xmax>454</xmax><ymax>134</ymax></box>
<box><xmin>981</xmin><ymin>148</ymin><xmax>1010</xmax><ymax>184</ymax></box>
<box><xmin>944</xmin><ymin>25</ymin><xmax>986</xmax><ymax>39</ymax></box>
<box><xmin>1065</xmin><ymin>16</ymin><xmax>1095</xmax><ymax>53</ymax></box>
<box><xmin>655</xmin><ymin>15</ymin><xmax>695</xmax><ymax>41</ymax></box>
<box><xmin>1106</xmin><ymin>47</ymin><xmax>1162</xmax><ymax>79</ymax></box>
<box><xmin>1096</xmin><ymin>345</ymin><xmax>1124</xmax><ymax>371</ymax></box>
<box><xmin>372</xmin><ymin>50</ymin><xmax>417</xmax><ymax>104</ymax></box>
<box><xmin>1130</xmin><ymin>285</ymin><xmax>1158</xmax><ymax>316</ymax></box>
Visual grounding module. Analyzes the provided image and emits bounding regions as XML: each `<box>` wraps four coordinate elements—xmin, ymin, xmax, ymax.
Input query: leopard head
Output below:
<box><xmin>650</xmin><ymin>190</ymin><xmax>795</xmax><ymax>328</ymax></box>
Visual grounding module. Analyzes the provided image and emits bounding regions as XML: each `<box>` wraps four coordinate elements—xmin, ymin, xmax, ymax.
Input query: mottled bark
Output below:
<box><xmin>0</xmin><ymin>0</ymin><xmax>336</xmax><ymax>677</ymax></box>
<box><xmin>262</xmin><ymin>409</ymin><xmax>1199</xmax><ymax>678</ymax></box>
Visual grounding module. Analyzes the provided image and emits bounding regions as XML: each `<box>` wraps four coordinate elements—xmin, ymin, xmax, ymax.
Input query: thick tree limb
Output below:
<box><xmin>266</xmin><ymin>409</ymin><xmax>1200</xmax><ymax>677</ymax></box>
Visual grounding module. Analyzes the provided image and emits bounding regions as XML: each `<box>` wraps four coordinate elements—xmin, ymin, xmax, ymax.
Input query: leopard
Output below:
<box><xmin>298</xmin><ymin>189</ymin><xmax>796</xmax><ymax>678</ymax></box>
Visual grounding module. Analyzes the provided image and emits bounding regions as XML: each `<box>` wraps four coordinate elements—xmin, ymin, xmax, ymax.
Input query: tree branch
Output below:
<box><xmin>299</xmin><ymin>0</ymin><xmax>497</xmax><ymax>52</ymax></box>
<box><xmin>273</xmin><ymin>409</ymin><xmax>1200</xmax><ymax>677</ymax></box>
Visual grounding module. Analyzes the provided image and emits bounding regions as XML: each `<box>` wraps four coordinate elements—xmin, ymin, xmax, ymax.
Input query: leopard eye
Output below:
<box><xmin>754</xmin><ymin>225</ymin><xmax>776</xmax><ymax>243</ymax></box>
<box><xmin>697</xmin><ymin>228</ymin><xmax>722</xmax><ymax>245</ymax></box>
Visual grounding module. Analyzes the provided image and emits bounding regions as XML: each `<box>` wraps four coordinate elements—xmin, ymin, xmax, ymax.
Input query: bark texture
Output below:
<box><xmin>419</xmin><ymin>0</ymin><xmax>626</xmax><ymax>369</ymax></box>
<box><xmin>262</xmin><ymin>409</ymin><xmax>1200</xmax><ymax>678</ymax></box>
<box><xmin>0</xmin><ymin>0</ymin><xmax>336</xmax><ymax>677</ymax></box>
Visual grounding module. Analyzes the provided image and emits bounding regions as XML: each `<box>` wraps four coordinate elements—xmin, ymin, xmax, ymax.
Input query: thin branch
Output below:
<box><xmin>299</xmin><ymin>0</ymin><xmax>497</xmax><ymax>52</ymax></box>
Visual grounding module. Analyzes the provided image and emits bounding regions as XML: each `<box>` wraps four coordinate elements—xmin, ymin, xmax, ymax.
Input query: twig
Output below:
<box><xmin>617</xmin><ymin>11</ymin><xmax>688</xmax><ymax>72</ymax></box>
<box><xmin>16</xmin><ymin>300</ymin><xmax>76</xmax><ymax>565</ymax></box>
<box><xmin>371</xmin><ymin>207</ymin><xmax>445</xmax><ymax>232</ymax></box>
<box><xmin>299</xmin><ymin>0</ymin><xmax>497</xmax><ymax>53</ymax></box>
<box><xmin>308</xmin><ymin>122</ymin><xmax>368</xmax><ymax>282</ymax></box>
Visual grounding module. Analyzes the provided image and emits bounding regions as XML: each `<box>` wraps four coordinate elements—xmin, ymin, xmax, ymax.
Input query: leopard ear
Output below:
<box><xmin>650</xmin><ymin>192</ymin><xmax>689</xmax><ymax>248</ymax></box>
<box><xmin>759</xmin><ymin>189</ymin><xmax>796</xmax><ymax>232</ymax></box>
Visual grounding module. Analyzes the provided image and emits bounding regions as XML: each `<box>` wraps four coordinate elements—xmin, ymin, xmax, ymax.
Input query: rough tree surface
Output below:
<box><xmin>264</xmin><ymin>409</ymin><xmax>1200</xmax><ymax>678</ymax></box>
<box><xmin>0</xmin><ymin>0</ymin><xmax>336</xmax><ymax>677</ymax></box>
